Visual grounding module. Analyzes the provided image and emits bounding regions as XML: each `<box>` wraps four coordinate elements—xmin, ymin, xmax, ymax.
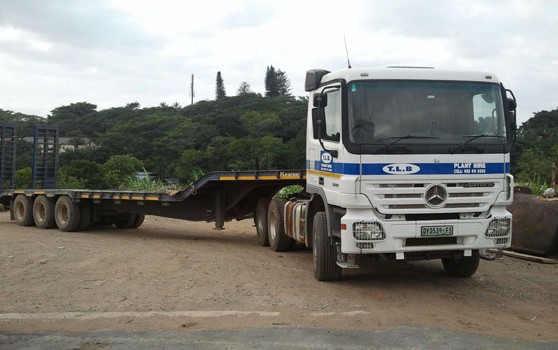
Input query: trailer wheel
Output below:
<box><xmin>78</xmin><ymin>201</ymin><xmax>92</xmax><ymax>231</ymax></box>
<box><xmin>131</xmin><ymin>213</ymin><xmax>145</xmax><ymax>228</ymax></box>
<box><xmin>268</xmin><ymin>198</ymin><xmax>290</xmax><ymax>252</ymax></box>
<box><xmin>114</xmin><ymin>212</ymin><xmax>137</xmax><ymax>229</ymax></box>
<box><xmin>33</xmin><ymin>195</ymin><xmax>56</xmax><ymax>229</ymax></box>
<box><xmin>442</xmin><ymin>250</ymin><xmax>480</xmax><ymax>277</ymax></box>
<box><xmin>97</xmin><ymin>215</ymin><xmax>114</xmax><ymax>227</ymax></box>
<box><xmin>313</xmin><ymin>211</ymin><xmax>342</xmax><ymax>281</ymax></box>
<box><xmin>13</xmin><ymin>194</ymin><xmax>34</xmax><ymax>227</ymax></box>
<box><xmin>255</xmin><ymin>198</ymin><xmax>271</xmax><ymax>246</ymax></box>
<box><xmin>55</xmin><ymin>196</ymin><xmax>81</xmax><ymax>232</ymax></box>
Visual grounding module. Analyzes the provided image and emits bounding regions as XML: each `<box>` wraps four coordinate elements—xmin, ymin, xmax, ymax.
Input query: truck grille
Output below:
<box><xmin>363</xmin><ymin>181</ymin><xmax>500</xmax><ymax>214</ymax></box>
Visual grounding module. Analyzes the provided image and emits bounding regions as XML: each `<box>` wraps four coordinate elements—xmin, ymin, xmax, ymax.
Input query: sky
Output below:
<box><xmin>0</xmin><ymin>0</ymin><xmax>556</xmax><ymax>125</ymax></box>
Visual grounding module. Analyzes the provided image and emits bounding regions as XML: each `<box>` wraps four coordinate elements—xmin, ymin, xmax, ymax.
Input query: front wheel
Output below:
<box><xmin>313</xmin><ymin>211</ymin><xmax>342</xmax><ymax>281</ymax></box>
<box><xmin>442</xmin><ymin>250</ymin><xmax>480</xmax><ymax>277</ymax></box>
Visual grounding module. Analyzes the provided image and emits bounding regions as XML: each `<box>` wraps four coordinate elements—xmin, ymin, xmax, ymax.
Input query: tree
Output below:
<box><xmin>216</xmin><ymin>71</ymin><xmax>226</xmax><ymax>99</ymax></box>
<box><xmin>512</xmin><ymin>107</ymin><xmax>558</xmax><ymax>184</ymax></box>
<box><xmin>265</xmin><ymin>66</ymin><xmax>291</xmax><ymax>97</ymax></box>
<box><xmin>48</xmin><ymin>102</ymin><xmax>97</xmax><ymax>136</ymax></box>
<box><xmin>265</xmin><ymin>66</ymin><xmax>278</xmax><ymax>97</ymax></box>
<box><xmin>237</xmin><ymin>82</ymin><xmax>252</xmax><ymax>95</ymax></box>
<box><xmin>276</xmin><ymin>69</ymin><xmax>291</xmax><ymax>97</ymax></box>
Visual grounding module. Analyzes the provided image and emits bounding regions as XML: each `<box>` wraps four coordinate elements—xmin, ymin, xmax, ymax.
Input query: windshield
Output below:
<box><xmin>347</xmin><ymin>81</ymin><xmax>507</xmax><ymax>148</ymax></box>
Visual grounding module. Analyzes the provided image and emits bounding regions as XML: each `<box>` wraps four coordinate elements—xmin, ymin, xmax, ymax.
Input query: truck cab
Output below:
<box><xmin>269</xmin><ymin>67</ymin><xmax>516</xmax><ymax>281</ymax></box>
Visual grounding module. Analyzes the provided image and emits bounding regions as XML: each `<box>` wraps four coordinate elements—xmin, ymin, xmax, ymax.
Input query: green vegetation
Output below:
<box><xmin>121</xmin><ymin>172</ymin><xmax>169</xmax><ymax>191</ymax></box>
<box><xmin>1</xmin><ymin>70</ymin><xmax>305</xmax><ymax>190</ymax></box>
<box><xmin>275</xmin><ymin>185</ymin><xmax>304</xmax><ymax>199</ymax></box>
<box><xmin>2</xmin><ymin>70</ymin><xmax>556</xmax><ymax>195</ymax></box>
<box><xmin>15</xmin><ymin>167</ymin><xmax>32</xmax><ymax>188</ymax></box>
<box><xmin>512</xmin><ymin>108</ymin><xmax>558</xmax><ymax>189</ymax></box>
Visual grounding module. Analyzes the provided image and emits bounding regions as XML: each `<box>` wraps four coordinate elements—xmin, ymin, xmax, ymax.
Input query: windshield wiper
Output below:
<box><xmin>374</xmin><ymin>135</ymin><xmax>439</xmax><ymax>153</ymax></box>
<box><xmin>449</xmin><ymin>134</ymin><xmax>506</xmax><ymax>154</ymax></box>
<box><xmin>462</xmin><ymin>134</ymin><xmax>506</xmax><ymax>145</ymax></box>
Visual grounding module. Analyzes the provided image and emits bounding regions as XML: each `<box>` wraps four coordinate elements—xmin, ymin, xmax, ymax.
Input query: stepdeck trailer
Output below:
<box><xmin>1</xmin><ymin>170</ymin><xmax>305</xmax><ymax>231</ymax></box>
<box><xmin>1</xmin><ymin>66</ymin><xmax>517</xmax><ymax>281</ymax></box>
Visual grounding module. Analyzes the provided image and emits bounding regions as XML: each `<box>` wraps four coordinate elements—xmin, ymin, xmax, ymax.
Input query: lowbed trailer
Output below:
<box><xmin>0</xmin><ymin>170</ymin><xmax>305</xmax><ymax>232</ymax></box>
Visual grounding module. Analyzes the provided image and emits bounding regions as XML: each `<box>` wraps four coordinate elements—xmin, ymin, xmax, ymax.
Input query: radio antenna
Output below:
<box><xmin>343</xmin><ymin>34</ymin><xmax>352</xmax><ymax>69</ymax></box>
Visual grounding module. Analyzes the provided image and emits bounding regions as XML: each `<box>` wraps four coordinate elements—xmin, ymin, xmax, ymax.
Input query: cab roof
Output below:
<box><xmin>320</xmin><ymin>67</ymin><xmax>501</xmax><ymax>87</ymax></box>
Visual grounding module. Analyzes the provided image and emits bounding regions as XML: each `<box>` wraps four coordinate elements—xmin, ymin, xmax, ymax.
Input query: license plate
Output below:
<box><xmin>421</xmin><ymin>225</ymin><xmax>453</xmax><ymax>236</ymax></box>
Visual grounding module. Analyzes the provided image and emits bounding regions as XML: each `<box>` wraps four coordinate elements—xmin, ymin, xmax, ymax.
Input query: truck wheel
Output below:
<box><xmin>13</xmin><ymin>194</ymin><xmax>34</xmax><ymax>227</ymax></box>
<box><xmin>313</xmin><ymin>211</ymin><xmax>342</xmax><ymax>281</ymax></box>
<box><xmin>55</xmin><ymin>196</ymin><xmax>81</xmax><ymax>232</ymax></box>
<box><xmin>255</xmin><ymin>198</ymin><xmax>271</xmax><ymax>246</ymax></box>
<box><xmin>114</xmin><ymin>212</ymin><xmax>137</xmax><ymax>229</ymax></box>
<box><xmin>33</xmin><ymin>195</ymin><xmax>56</xmax><ymax>229</ymax></box>
<box><xmin>131</xmin><ymin>213</ymin><xmax>145</xmax><ymax>228</ymax></box>
<box><xmin>78</xmin><ymin>201</ymin><xmax>92</xmax><ymax>231</ymax></box>
<box><xmin>442</xmin><ymin>250</ymin><xmax>480</xmax><ymax>277</ymax></box>
<box><xmin>267</xmin><ymin>198</ymin><xmax>291</xmax><ymax>252</ymax></box>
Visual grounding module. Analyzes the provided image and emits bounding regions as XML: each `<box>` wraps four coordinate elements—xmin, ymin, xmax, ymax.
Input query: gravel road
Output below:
<box><xmin>1</xmin><ymin>211</ymin><xmax>556</xmax><ymax>348</ymax></box>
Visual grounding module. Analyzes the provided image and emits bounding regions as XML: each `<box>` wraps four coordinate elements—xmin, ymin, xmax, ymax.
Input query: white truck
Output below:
<box><xmin>262</xmin><ymin>67</ymin><xmax>516</xmax><ymax>280</ymax></box>
<box><xmin>1</xmin><ymin>66</ymin><xmax>517</xmax><ymax>281</ymax></box>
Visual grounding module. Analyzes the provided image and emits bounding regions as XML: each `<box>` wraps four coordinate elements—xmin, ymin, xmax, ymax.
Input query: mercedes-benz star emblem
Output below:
<box><xmin>425</xmin><ymin>184</ymin><xmax>447</xmax><ymax>208</ymax></box>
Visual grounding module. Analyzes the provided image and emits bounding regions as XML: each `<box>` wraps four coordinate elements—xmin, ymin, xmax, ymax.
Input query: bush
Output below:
<box><xmin>15</xmin><ymin>167</ymin><xmax>32</xmax><ymax>188</ymax></box>
<box><xmin>103</xmin><ymin>155</ymin><xmax>144</xmax><ymax>189</ymax></box>
<box><xmin>275</xmin><ymin>185</ymin><xmax>304</xmax><ymax>199</ymax></box>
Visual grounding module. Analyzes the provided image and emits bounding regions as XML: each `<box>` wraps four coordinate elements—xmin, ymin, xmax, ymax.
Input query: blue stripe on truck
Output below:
<box><xmin>308</xmin><ymin>160</ymin><xmax>510</xmax><ymax>175</ymax></box>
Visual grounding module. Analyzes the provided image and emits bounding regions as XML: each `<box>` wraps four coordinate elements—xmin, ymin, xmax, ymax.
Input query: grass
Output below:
<box><xmin>515</xmin><ymin>176</ymin><xmax>550</xmax><ymax>196</ymax></box>
<box><xmin>121</xmin><ymin>174</ymin><xmax>169</xmax><ymax>191</ymax></box>
<box><xmin>120</xmin><ymin>167</ymin><xmax>206</xmax><ymax>192</ymax></box>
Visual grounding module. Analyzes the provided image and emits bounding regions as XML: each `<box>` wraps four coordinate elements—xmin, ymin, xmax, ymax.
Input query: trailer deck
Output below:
<box><xmin>1</xmin><ymin>169</ymin><xmax>305</xmax><ymax>229</ymax></box>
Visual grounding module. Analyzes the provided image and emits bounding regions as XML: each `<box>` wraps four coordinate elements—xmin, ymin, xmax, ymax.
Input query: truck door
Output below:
<box><xmin>307</xmin><ymin>85</ymin><xmax>343</xmax><ymax>191</ymax></box>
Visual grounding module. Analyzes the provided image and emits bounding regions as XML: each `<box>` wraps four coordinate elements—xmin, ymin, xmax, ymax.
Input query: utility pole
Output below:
<box><xmin>189</xmin><ymin>74</ymin><xmax>195</xmax><ymax>106</ymax></box>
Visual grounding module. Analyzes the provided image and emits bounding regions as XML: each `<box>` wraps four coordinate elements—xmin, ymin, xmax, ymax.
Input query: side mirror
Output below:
<box><xmin>313</xmin><ymin>93</ymin><xmax>328</xmax><ymax>108</ymax></box>
<box><xmin>507</xmin><ymin>98</ymin><xmax>517</xmax><ymax>111</ymax></box>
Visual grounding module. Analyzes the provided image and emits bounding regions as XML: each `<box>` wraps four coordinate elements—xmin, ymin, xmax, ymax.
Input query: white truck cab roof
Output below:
<box><xmin>314</xmin><ymin>67</ymin><xmax>501</xmax><ymax>89</ymax></box>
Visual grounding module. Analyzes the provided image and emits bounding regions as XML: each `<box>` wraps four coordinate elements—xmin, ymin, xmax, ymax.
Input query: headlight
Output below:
<box><xmin>485</xmin><ymin>218</ymin><xmax>511</xmax><ymax>237</ymax></box>
<box><xmin>353</xmin><ymin>222</ymin><xmax>385</xmax><ymax>241</ymax></box>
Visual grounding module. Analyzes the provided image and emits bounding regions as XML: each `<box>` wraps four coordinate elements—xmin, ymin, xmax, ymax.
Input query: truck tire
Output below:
<box><xmin>267</xmin><ymin>198</ymin><xmax>291</xmax><ymax>252</ymax></box>
<box><xmin>131</xmin><ymin>213</ymin><xmax>145</xmax><ymax>228</ymax></box>
<box><xmin>255</xmin><ymin>198</ymin><xmax>271</xmax><ymax>246</ymax></box>
<box><xmin>442</xmin><ymin>250</ymin><xmax>480</xmax><ymax>277</ymax></box>
<box><xmin>13</xmin><ymin>194</ymin><xmax>34</xmax><ymax>227</ymax></box>
<box><xmin>33</xmin><ymin>195</ymin><xmax>56</xmax><ymax>229</ymax></box>
<box><xmin>313</xmin><ymin>211</ymin><xmax>342</xmax><ymax>281</ymax></box>
<box><xmin>55</xmin><ymin>196</ymin><xmax>81</xmax><ymax>232</ymax></box>
<box><xmin>78</xmin><ymin>201</ymin><xmax>92</xmax><ymax>231</ymax></box>
<box><xmin>114</xmin><ymin>212</ymin><xmax>138</xmax><ymax>229</ymax></box>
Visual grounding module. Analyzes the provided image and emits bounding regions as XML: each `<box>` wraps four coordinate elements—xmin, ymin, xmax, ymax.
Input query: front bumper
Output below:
<box><xmin>340</xmin><ymin>207</ymin><xmax>512</xmax><ymax>257</ymax></box>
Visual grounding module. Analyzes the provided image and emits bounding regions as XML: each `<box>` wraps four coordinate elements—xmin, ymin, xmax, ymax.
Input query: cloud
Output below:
<box><xmin>0</xmin><ymin>0</ymin><xmax>556</xmax><ymax>124</ymax></box>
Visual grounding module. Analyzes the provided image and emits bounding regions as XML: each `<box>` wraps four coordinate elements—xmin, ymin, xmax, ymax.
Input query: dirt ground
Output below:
<box><xmin>0</xmin><ymin>211</ymin><xmax>557</xmax><ymax>343</ymax></box>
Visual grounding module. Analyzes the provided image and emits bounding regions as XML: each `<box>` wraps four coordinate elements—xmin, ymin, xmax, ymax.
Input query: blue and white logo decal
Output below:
<box><xmin>318</xmin><ymin>151</ymin><xmax>334</xmax><ymax>172</ymax></box>
<box><xmin>321</xmin><ymin>152</ymin><xmax>333</xmax><ymax>164</ymax></box>
<box><xmin>382</xmin><ymin>163</ymin><xmax>421</xmax><ymax>175</ymax></box>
